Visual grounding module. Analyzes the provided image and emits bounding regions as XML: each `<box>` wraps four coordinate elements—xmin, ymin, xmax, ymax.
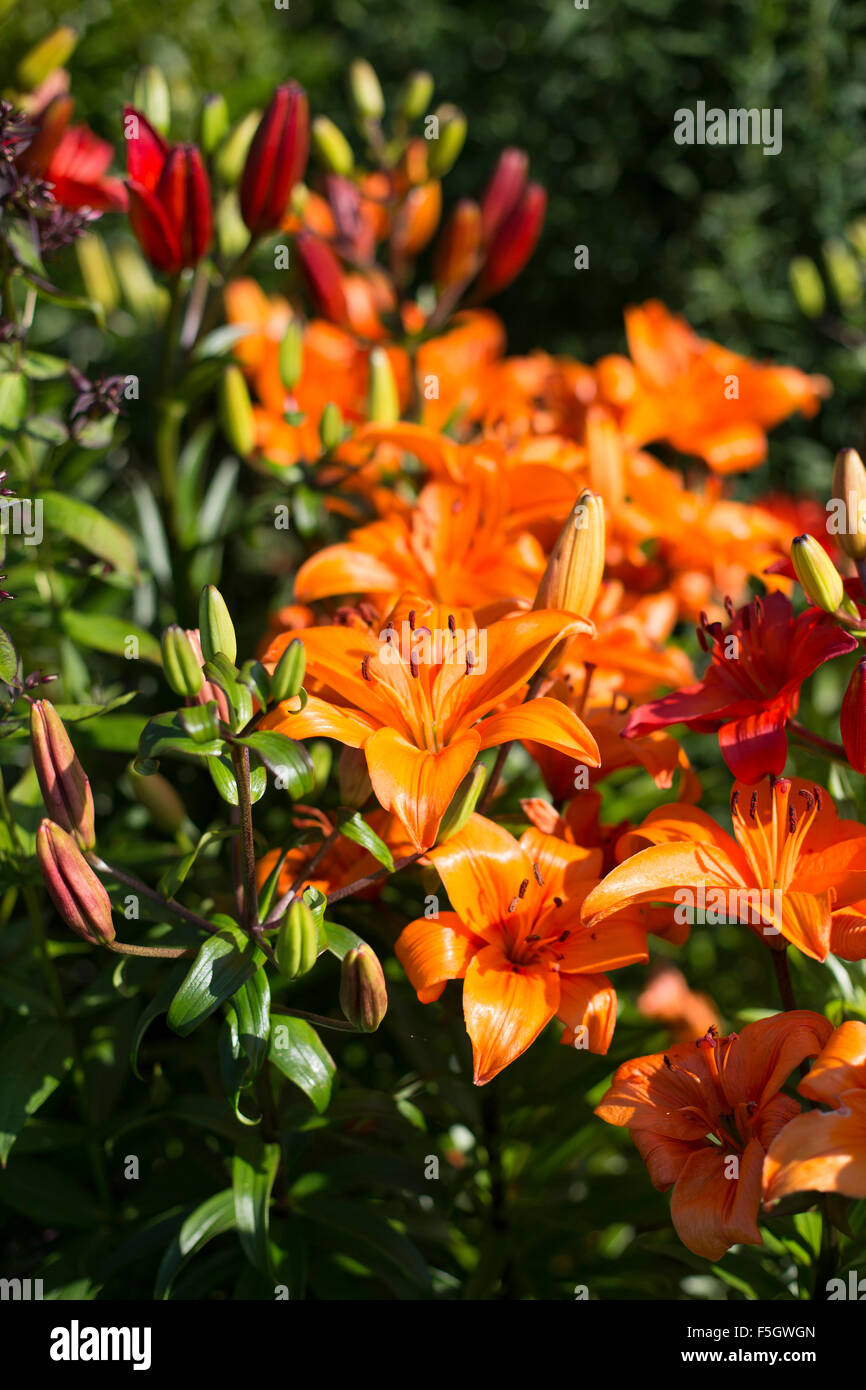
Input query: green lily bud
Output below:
<box><xmin>199</xmin><ymin>585</ymin><xmax>237</xmax><ymax>664</ymax></box>
<box><xmin>216</xmin><ymin>110</ymin><xmax>261</xmax><ymax>185</ymax></box>
<box><xmin>349</xmin><ymin>59</ymin><xmax>384</xmax><ymax>122</ymax></box>
<box><xmin>279</xmin><ymin>320</ymin><xmax>304</xmax><ymax>391</ymax></box>
<box><xmin>824</xmin><ymin>237</ymin><xmax>863</xmax><ymax>312</ymax></box>
<box><xmin>132</xmin><ymin>65</ymin><xmax>171</xmax><ymax>135</ymax></box>
<box><xmin>162</xmin><ymin>624</ymin><xmax>204</xmax><ymax>698</ymax></box>
<box><xmin>220</xmin><ymin>364</ymin><xmax>256</xmax><ymax>458</ymax></box>
<box><xmin>367</xmin><ymin>347</ymin><xmax>399</xmax><ymax>423</ymax></box>
<box><xmin>790</xmin><ymin>534</ymin><xmax>844</xmax><ymax>613</ymax></box>
<box><xmin>276</xmin><ymin>899</ymin><xmax>319</xmax><ymax>980</ymax></box>
<box><xmin>309</xmin><ymin>741</ymin><xmax>333</xmax><ymax>795</ymax></box>
<box><xmin>338</xmin><ymin>746</ymin><xmax>372</xmax><ymax>810</ymax></box>
<box><xmin>200</xmin><ymin>92</ymin><xmax>230</xmax><ymax>155</ymax></box>
<box><xmin>37</xmin><ymin>819</ymin><xmax>114</xmax><ymax>945</ymax></box>
<box><xmin>311</xmin><ymin>115</ymin><xmax>355</xmax><ymax>176</ymax></box>
<box><xmin>436</xmin><ymin>764</ymin><xmax>487</xmax><ymax>843</ymax></box>
<box><xmin>319</xmin><ymin>401</ymin><xmax>344</xmax><ymax>451</ymax></box>
<box><xmin>340</xmin><ymin>944</ymin><xmax>388</xmax><ymax>1032</ymax></box>
<box><xmin>397</xmin><ymin>70</ymin><xmax>434</xmax><ymax>122</ymax></box>
<box><xmin>427</xmin><ymin>104</ymin><xmax>466</xmax><ymax>177</ymax></box>
<box><xmin>789</xmin><ymin>256</ymin><xmax>825</xmax><ymax>319</ymax></box>
<box><xmin>270</xmin><ymin>637</ymin><xmax>306</xmax><ymax>703</ymax></box>
<box><xmin>30</xmin><ymin>701</ymin><xmax>95</xmax><ymax>851</ymax></box>
<box><xmin>17</xmin><ymin>26</ymin><xmax>78</xmax><ymax>90</ymax></box>
<box><xmin>75</xmin><ymin>233</ymin><xmax>120</xmax><ymax>313</ymax></box>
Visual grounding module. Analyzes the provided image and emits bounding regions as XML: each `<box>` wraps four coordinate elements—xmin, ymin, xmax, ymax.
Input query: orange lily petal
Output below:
<box><xmin>463</xmin><ymin>941</ymin><xmax>559</xmax><ymax>1084</ymax></box>
<box><xmin>476</xmin><ymin>697</ymin><xmax>600</xmax><ymax>765</ymax></box>
<box><xmin>670</xmin><ymin>1138</ymin><xmax>764</xmax><ymax>1260</ymax></box>
<box><xmin>364</xmin><ymin>726</ymin><xmax>480</xmax><ymax>850</ymax></box>
<box><xmin>261</xmin><ymin>693</ymin><xmax>378</xmax><ymax>748</ymax></box>
<box><xmin>557</xmin><ymin>972</ymin><xmax>617</xmax><ymax>1053</ymax></box>
<box><xmin>582</xmin><ymin>841</ymin><xmax>748</xmax><ymax>928</ymax></box>
<box><xmin>429</xmin><ymin>812</ymin><xmax>530</xmax><ymax>938</ymax></box>
<box><xmin>798</xmin><ymin>1020</ymin><xmax>866</xmax><ymax>1106</ymax></box>
<box><xmin>763</xmin><ymin>1092</ymin><xmax>866</xmax><ymax>1205</ymax></box>
<box><xmin>395</xmin><ymin>911</ymin><xmax>483</xmax><ymax>1003</ymax></box>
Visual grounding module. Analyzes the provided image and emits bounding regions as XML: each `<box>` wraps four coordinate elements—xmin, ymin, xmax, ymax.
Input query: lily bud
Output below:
<box><xmin>240</xmin><ymin>82</ymin><xmax>310</xmax><ymax>234</ymax></box>
<box><xmin>841</xmin><ymin>658</ymin><xmax>866</xmax><ymax>774</ymax></box>
<box><xmin>219</xmin><ymin>364</ymin><xmax>256</xmax><ymax>457</ymax></box>
<box><xmin>75</xmin><ymin>233</ymin><xmax>120</xmax><ymax>313</ymax></box>
<box><xmin>832</xmin><ymin>447</ymin><xmax>866</xmax><ymax>561</ymax></box>
<box><xmin>17</xmin><ymin>26</ymin><xmax>78</xmax><ymax>90</ymax></box>
<box><xmin>319</xmin><ymin>401</ymin><xmax>344</xmax><ymax>451</ymax></box>
<box><xmin>296</xmin><ymin>230</ymin><xmax>348</xmax><ymax>325</ymax></box>
<box><xmin>480</xmin><ymin>146</ymin><xmax>529</xmax><ymax>243</ymax></box>
<box><xmin>162</xmin><ymin>624</ymin><xmax>204</xmax><ymax>698</ymax></box>
<box><xmin>390</xmin><ymin>181</ymin><xmax>442</xmax><ymax>260</ymax></box>
<box><xmin>789</xmin><ymin>256</ymin><xmax>825</xmax><ymax>319</ymax></box>
<box><xmin>279</xmin><ymin>320</ymin><xmax>304</xmax><ymax>391</ymax></box>
<box><xmin>199</xmin><ymin>93</ymin><xmax>229</xmax><ymax>155</ymax></box>
<box><xmin>37</xmin><ymin>820</ymin><xmax>114</xmax><ymax>945</ymax></box>
<box><xmin>311</xmin><ymin>115</ymin><xmax>355</xmax><ymax>176</ymax></box>
<box><xmin>434</xmin><ymin>198</ymin><xmax>482</xmax><ymax>288</ymax></box>
<box><xmin>338</xmin><ymin>746</ymin><xmax>372</xmax><ymax>809</ymax></box>
<box><xmin>437</xmin><ymin>765</ymin><xmax>487</xmax><ymax>843</ymax></box>
<box><xmin>535</xmin><ymin>490</ymin><xmax>605</xmax><ymax>619</ymax></box>
<box><xmin>427</xmin><ymin>104</ymin><xmax>466</xmax><ymax>177</ymax></box>
<box><xmin>216</xmin><ymin>110</ymin><xmax>260</xmax><ymax>185</ymax></box>
<box><xmin>790</xmin><ymin>534</ymin><xmax>844</xmax><ymax>613</ymax></box>
<box><xmin>132</xmin><ymin>65</ymin><xmax>171</xmax><ymax>136</ymax></box>
<box><xmin>275</xmin><ymin>899</ymin><xmax>319</xmax><ymax>980</ymax></box>
<box><xmin>475</xmin><ymin>182</ymin><xmax>546</xmax><ymax>299</ymax></box>
<box><xmin>367</xmin><ymin>347</ymin><xmax>400</xmax><ymax>424</ymax></box>
<box><xmin>349</xmin><ymin>59</ymin><xmax>384</xmax><ymax>122</ymax></box>
<box><xmin>271</xmin><ymin>637</ymin><xmax>306</xmax><ymax>703</ymax></box>
<box><xmin>340</xmin><ymin>944</ymin><xmax>387</xmax><ymax>1032</ymax></box>
<box><xmin>199</xmin><ymin>585</ymin><xmax>237</xmax><ymax>664</ymax></box>
<box><xmin>30</xmin><ymin>701</ymin><xmax>96</xmax><ymax>850</ymax></box>
<box><xmin>397</xmin><ymin>70</ymin><xmax>434</xmax><ymax>122</ymax></box>
<box><xmin>126</xmin><ymin>130</ymin><xmax>212</xmax><ymax>274</ymax></box>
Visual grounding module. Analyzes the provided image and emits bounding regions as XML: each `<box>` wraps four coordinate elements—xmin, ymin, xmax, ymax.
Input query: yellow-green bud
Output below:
<box><xmin>367</xmin><ymin>347</ymin><xmax>399</xmax><ymax>424</ymax></box>
<box><xmin>17</xmin><ymin>26</ymin><xmax>78</xmax><ymax>90</ymax></box>
<box><xmin>339</xmin><ymin>944</ymin><xmax>387</xmax><ymax>1032</ymax></box>
<box><xmin>319</xmin><ymin>401</ymin><xmax>344</xmax><ymax>451</ymax></box>
<box><xmin>276</xmin><ymin>899</ymin><xmax>319</xmax><ymax>979</ymax></box>
<box><xmin>132</xmin><ymin>65</ymin><xmax>171</xmax><ymax>136</ymax></box>
<box><xmin>75</xmin><ymin>233</ymin><xmax>120</xmax><ymax>313</ymax></box>
<box><xmin>216</xmin><ymin>110</ymin><xmax>261</xmax><ymax>185</ymax></box>
<box><xmin>789</xmin><ymin>256</ymin><xmax>825</xmax><ymax>319</ymax></box>
<box><xmin>311</xmin><ymin>116</ymin><xmax>355</xmax><ymax>176</ymax></box>
<box><xmin>199</xmin><ymin>585</ymin><xmax>237</xmax><ymax>664</ymax></box>
<box><xmin>427</xmin><ymin>104</ymin><xmax>467</xmax><ymax>177</ymax></box>
<box><xmin>270</xmin><ymin>637</ymin><xmax>306</xmax><ymax>703</ymax></box>
<box><xmin>535</xmin><ymin>490</ymin><xmax>605</xmax><ymax>618</ymax></box>
<box><xmin>199</xmin><ymin>93</ymin><xmax>230</xmax><ymax>155</ymax></box>
<box><xmin>349</xmin><ymin>59</ymin><xmax>384</xmax><ymax>122</ymax></box>
<box><xmin>824</xmin><ymin>237</ymin><xmax>863</xmax><ymax>312</ymax></box>
<box><xmin>162</xmin><ymin>624</ymin><xmax>204</xmax><ymax>698</ymax></box>
<box><xmin>790</xmin><ymin>534</ymin><xmax>844</xmax><ymax>613</ymax></box>
<box><xmin>219</xmin><ymin>364</ymin><xmax>256</xmax><ymax>458</ymax></box>
<box><xmin>832</xmin><ymin>447</ymin><xmax>866</xmax><ymax>562</ymax></box>
<box><xmin>397</xmin><ymin>70</ymin><xmax>434</xmax><ymax>122</ymax></box>
<box><xmin>436</xmin><ymin>765</ymin><xmax>487</xmax><ymax>844</ymax></box>
<box><xmin>279</xmin><ymin>320</ymin><xmax>304</xmax><ymax>391</ymax></box>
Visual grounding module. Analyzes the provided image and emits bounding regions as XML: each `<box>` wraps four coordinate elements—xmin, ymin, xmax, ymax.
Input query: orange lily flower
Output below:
<box><xmin>582</xmin><ymin>777</ymin><xmax>866</xmax><ymax>962</ymax></box>
<box><xmin>637</xmin><ymin>964</ymin><xmax>721</xmax><ymax>1043</ymax></box>
<box><xmin>260</xmin><ymin>596</ymin><xmax>600</xmax><ymax>849</ymax></box>
<box><xmin>395</xmin><ymin>813</ymin><xmax>648</xmax><ymax>1083</ymax></box>
<box><xmin>763</xmin><ymin>1021</ymin><xmax>866</xmax><ymax>1204</ymax></box>
<box><xmin>596</xmin><ymin>1012</ymin><xmax>833</xmax><ymax>1259</ymax></box>
<box><xmin>257</xmin><ymin>807</ymin><xmax>413</xmax><ymax>901</ymax></box>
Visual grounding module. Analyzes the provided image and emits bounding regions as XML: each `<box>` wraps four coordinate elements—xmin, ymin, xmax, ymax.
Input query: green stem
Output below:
<box><xmin>107</xmin><ymin>940</ymin><xmax>195</xmax><ymax>959</ymax></box>
<box><xmin>87</xmin><ymin>853</ymin><xmax>218</xmax><ymax>936</ymax></box>
<box><xmin>231</xmin><ymin>745</ymin><xmax>258</xmax><ymax>929</ymax></box>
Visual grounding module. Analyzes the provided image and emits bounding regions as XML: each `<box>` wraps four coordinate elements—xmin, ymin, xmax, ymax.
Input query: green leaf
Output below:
<box><xmin>269</xmin><ymin>1014</ymin><xmax>335</xmax><ymax>1114</ymax></box>
<box><xmin>0</xmin><ymin>1158</ymin><xmax>103</xmax><ymax>1227</ymax></box>
<box><xmin>324</xmin><ymin>919</ymin><xmax>366</xmax><ymax>960</ymax></box>
<box><xmin>207</xmin><ymin>752</ymin><xmax>267</xmax><ymax>806</ymax></box>
<box><xmin>176</xmin><ymin>421</ymin><xmax>215</xmax><ymax>546</ymax></box>
<box><xmin>130</xmin><ymin>963</ymin><xmax>189</xmax><ymax>1079</ymax></box>
<box><xmin>167</xmin><ymin>920</ymin><xmax>265</xmax><ymax>1036</ymax></box>
<box><xmin>0</xmin><ymin>372</ymin><xmax>27</xmax><ymax>436</ymax></box>
<box><xmin>6</xmin><ymin>221</ymin><xmax>45</xmax><ymax>277</ymax></box>
<box><xmin>60</xmin><ymin>610</ymin><xmax>162</xmax><ymax>664</ymax></box>
<box><xmin>0</xmin><ymin>1022</ymin><xmax>74</xmax><ymax>1165</ymax></box>
<box><xmin>236</xmin><ymin>730</ymin><xmax>315</xmax><ymax>799</ymax></box>
<box><xmin>0</xmin><ymin>626</ymin><xmax>19</xmax><ymax>684</ymax></box>
<box><xmin>158</xmin><ymin>825</ymin><xmax>236</xmax><ymax>900</ymax></box>
<box><xmin>300</xmin><ymin>1195</ymin><xmax>432</xmax><ymax>1291</ymax></box>
<box><xmin>155</xmin><ymin>1189</ymin><xmax>236</xmax><ymax>1299</ymax></box>
<box><xmin>39</xmin><ymin>491</ymin><xmax>138</xmax><ymax>576</ymax></box>
<box><xmin>232</xmin><ymin>968</ymin><xmax>271</xmax><ymax>1081</ymax></box>
<box><xmin>337</xmin><ymin>809</ymin><xmax>394</xmax><ymax>871</ymax></box>
<box><xmin>24</xmin><ymin>414</ymin><xmax>68</xmax><ymax>445</ymax></box>
<box><xmin>233</xmin><ymin>1137</ymin><xmax>280</xmax><ymax>1279</ymax></box>
<box><xmin>257</xmin><ymin>848</ymin><xmax>290</xmax><ymax>920</ymax></box>
<box><xmin>19</xmin><ymin>350</ymin><xmax>67</xmax><ymax>381</ymax></box>
<box><xmin>137</xmin><ymin>710</ymin><xmax>225</xmax><ymax>764</ymax></box>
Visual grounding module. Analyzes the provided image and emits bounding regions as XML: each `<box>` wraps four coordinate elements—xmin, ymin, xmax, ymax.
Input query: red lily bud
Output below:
<box><xmin>240</xmin><ymin>82</ymin><xmax>309</xmax><ymax>235</ymax></box>
<box><xmin>480</xmin><ymin>146</ymin><xmax>528</xmax><ymax>243</ymax></box>
<box><xmin>296</xmin><ymin>230</ymin><xmax>348</xmax><ymax>325</ymax></box>
<box><xmin>841</xmin><ymin>658</ymin><xmax>866</xmax><ymax>774</ymax></box>
<box><xmin>37</xmin><ymin>819</ymin><xmax>115</xmax><ymax>946</ymax></box>
<box><xmin>434</xmin><ymin>198</ymin><xmax>482</xmax><ymax>288</ymax></box>
<box><xmin>125</xmin><ymin>107</ymin><xmax>212</xmax><ymax>273</ymax></box>
<box><xmin>30</xmin><ymin>700</ymin><xmax>95</xmax><ymax>850</ymax></box>
<box><xmin>475</xmin><ymin>182</ymin><xmax>546</xmax><ymax>299</ymax></box>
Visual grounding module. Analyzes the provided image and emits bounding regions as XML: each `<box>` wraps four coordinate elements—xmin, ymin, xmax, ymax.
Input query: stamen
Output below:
<box><xmin>553</xmin><ymin>895</ymin><xmax>563</xmax><ymax>908</ymax></box>
<box><xmin>696</xmin><ymin>627</ymin><xmax>709</xmax><ymax>652</ymax></box>
<box><xmin>508</xmin><ymin>896</ymin><xmax>519</xmax><ymax>913</ymax></box>
<box><xmin>730</xmin><ymin>788</ymin><xmax>740</xmax><ymax>813</ymax></box>
<box><xmin>788</xmin><ymin>804</ymin><xmax>797</xmax><ymax>834</ymax></box>
<box><xmin>518</xmin><ymin>878</ymin><xmax>529</xmax><ymax>899</ymax></box>
<box><xmin>361</xmin><ymin>654</ymin><xmax>372</xmax><ymax>681</ymax></box>
<box><xmin>533</xmin><ymin>861</ymin><xmax>545</xmax><ymax>886</ymax></box>
<box><xmin>798</xmin><ymin>788</ymin><xmax>815</xmax><ymax>812</ymax></box>
<box><xmin>663</xmin><ymin>1054</ymin><xmax>673</xmax><ymax>1070</ymax></box>
<box><xmin>408</xmin><ymin>609</ymin><xmax>416</xmax><ymax>630</ymax></box>
<box><xmin>558</xmin><ymin>930</ymin><xmax>570</xmax><ymax>942</ymax></box>
<box><xmin>525</xmin><ymin>933</ymin><xmax>540</xmax><ymax>942</ymax></box>
<box><xmin>749</xmin><ymin>791</ymin><xmax>758</xmax><ymax>820</ymax></box>
<box><xmin>409</xmin><ymin>651</ymin><xmax>420</xmax><ymax>680</ymax></box>
<box><xmin>813</xmin><ymin>784</ymin><xmax>823</xmax><ymax>810</ymax></box>
<box><xmin>724</xmin><ymin>595</ymin><xmax>735</xmax><ymax>619</ymax></box>
<box><xmin>465</xmin><ymin>650</ymin><xmax>476</xmax><ymax>676</ymax></box>
<box><xmin>448</xmin><ymin>614</ymin><xmax>456</xmax><ymax>634</ymax></box>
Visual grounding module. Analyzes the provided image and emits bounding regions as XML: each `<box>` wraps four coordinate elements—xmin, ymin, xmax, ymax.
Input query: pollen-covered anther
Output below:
<box><xmin>518</xmin><ymin>878</ymin><xmax>529</xmax><ymax>898</ymax></box>
<box><xmin>553</xmin><ymin>895</ymin><xmax>563</xmax><ymax>908</ymax></box>
<box><xmin>532</xmin><ymin>861</ymin><xmax>544</xmax><ymax>886</ymax></box>
<box><xmin>361</xmin><ymin>654</ymin><xmax>372</xmax><ymax>681</ymax></box>
<box><xmin>749</xmin><ymin>791</ymin><xmax>758</xmax><ymax>820</ymax></box>
<box><xmin>408</xmin><ymin>609</ymin><xmax>416</xmax><ymax>631</ymax></box>
<box><xmin>465</xmin><ymin>650</ymin><xmax>476</xmax><ymax>676</ymax></box>
<box><xmin>507</xmin><ymin>896</ymin><xmax>520</xmax><ymax>913</ymax></box>
<box><xmin>409</xmin><ymin>651</ymin><xmax>420</xmax><ymax>679</ymax></box>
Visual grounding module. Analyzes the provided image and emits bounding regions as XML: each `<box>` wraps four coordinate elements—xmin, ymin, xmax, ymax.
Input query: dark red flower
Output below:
<box><xmin>295</xmin><ymin>229</ymin><xmax>348</xmax><ymax>325</ymax></box>
<box><xmin>239</xmin><ymin>82</ymin><xmax>309</xmax><ymax>236</ymax></box>
<box><xmin>475</xmin><ymin>182</ymin><xmax>546</xmax><ymax>299</ymax></box>
<box><xmin>124</xmin><ymin>107</ymin><xmax>211</xmax><ymax>273</ymax></box>
<box><xmin>624</xmin><ymin>591</ymin><xmax>857</xmax><ymax>783</ymax></box>
<box><xmin>16</xmin><ymin>95</ymin><xmax>127</xmax><ymax>213</ymax></box>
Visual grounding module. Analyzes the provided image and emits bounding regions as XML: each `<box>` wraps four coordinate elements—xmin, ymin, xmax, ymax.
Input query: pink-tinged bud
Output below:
<box><xmin>240</xmin><ymin>82</ymin><xmax>309</xmax><ymax>235</ymax></box>
<box><xmin>296</xmin><ymin>230</ymin><xmax>348</xmax><ymax>325</ymax></box>
<box><xmin>339</xmin><ymin>944</ymin><xmax>387</xmax><ymax>1032</ymax></box>
<box><xmin>480</xmin><ymin>146</ymin><xmax>528</xmax><ymax>243</ymax></box>
<box><xmin>841</xmin><ymin>658</ymin><xmax>866</xmax><ymax>774</ymax></box>
<box><xmin>37</xmin><ymin>819</ymin><xmax>115</xmax><ymax>945</ymax></box>
<box><xmin>185</xmin><ymin>628</ymin><xmax>230</xmax><ymax>724</ymax></box>
<box><xmin>30</xmin><ymin>701</ymin><xmax>95</xmax><ymax>850</ymax></box>
<box><xmin>434</xmin><ymin>198</ymin><xmax>482</xmax><ymax>288</ymax></box>
<box><xmin>475</xmin><ymin>182</ymin><xmax>546</xmax><ymax>299</ymax></box>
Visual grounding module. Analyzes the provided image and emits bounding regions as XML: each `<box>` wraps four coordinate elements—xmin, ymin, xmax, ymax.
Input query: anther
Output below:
<box><xmin>408</xmin><ymin>609</ymin><xmax>416</xmax><ymax>630</ymax></box>
<box><xmin>361</xmin><ymin>654</ymin><xmax>371</xmax><ymax>681</ymax></box>
<box><xmin>749</xmin><ymin>791</ymin><xmax>758</xmax><ymax>820</ymax></box>
<box><xmin>553</xmin><ymin>895</ymin><xmax>563</xmax><ymax>908</ymax></box>
<box><xmin>533</xmin><ymin>861</ymin><xmax>545</xmax><ymax>886</ymax></box>
<box><xmin>409</xmin><ymin>651</ymin><xmax>420</xmax><ymax>679</ymax></box>
<box><xmin>508</xmin><ymin>896</ymin><xmax>519</xmax><ymax>913</ymax></box>
<box><xmin>518</xmin><ymin>878</ymin><xmax>529</xmax><ymax>899</ymax></box>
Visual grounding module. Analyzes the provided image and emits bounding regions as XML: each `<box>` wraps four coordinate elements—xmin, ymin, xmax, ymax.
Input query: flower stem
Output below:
<box><xmin>770</xmin><ymin>947</ymin><xmax>798</xmax><ymax>1011</ymax></box>
<box><xmin>788</xmin><ymin>720</ymin><xmax>847</xmax><ymax>762</ymax></box>
<box><xmin>231</xmin><ymin>745</ymin><xmax>259</xmax><ymax>930</ymax></box>
<box><xmin>107</xmin><ymin>940</ymin><xmax>195</xmax><ymax>959</ymax></box>
<box><xmin>87</xmin><ymin>852</ymin><xmax>218</xmax><ymax>935</ymax></box>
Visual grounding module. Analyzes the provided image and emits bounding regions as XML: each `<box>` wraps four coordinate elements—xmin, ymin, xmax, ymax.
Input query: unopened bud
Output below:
<box><xmin>367</xmin><ymin>347</ymin><xmax>400</xmax><ymax>423</ymax></box>
<box><xmin>349</xmin><ymin>59</ymin><xmax>384</xmax><ymax>122</ymax></box>
<box><xmin>319</xmin><ymin>401</ymin><xmax>344</xmax><ymax>451</ymax></box>
<box><xmin>832</xmin><ymin>447</ymin><xmax>866</xmax><ymax>561</ymax></box>
<box><xmin>397</xmin><ymin>70</ymin><xmax>434</xmax><ymax>122</ymax></box>
<box><xmin>219</xmin><ymin>365</ymin><xmax>256</xmax><ymax>458</ymax></box>
<box><xmin>338</xmin><ymin>746</ymin><xmax>372</xmax><ymax>810</ymax></box>
<box><xmin>841</xmin><ymin>657</ymin><xmax>866</xmax><ymax>774</ymax></box>
<box><xmin>311</xmin><ymin>115</ymin><xmax>355</xmax><ymax>175</ymax></box>
<box><xmin>199</xmin><ymin>585</ymin><xmax>237</xmax><ymax>664</ymax></box>
<box><xmin>30</xmin><ymin>701</ymin><xmax>95</xmax><ymax>850</ymax></box>
<box><xmin>436</xmin><ymin>765</ymin><xmax>487</xmax><ymax>843</ymax></box>
<box><xmin>37</xmin><ymin>819</ymin><xmax>114</xmax><ymax>945</ymax></box>
<box><xmin>216</xmin><ymin>110</ymin><xmax>261</xmax><ymax>186</ymax></box>
<box><xmin>279</xmin><ymin>320</ymin><xmax>304</xmax><ymax>391</ymax></box>
<box><xmin>200</xmin><ymin>93</ymin><xmax>230</xmax><ymax>154</ymax></box>
<box><xmin>276</xmin><ymin>899</ymin><xmax>319</xmax><ymax>979</ymax></box>
<box><xmin>535</xmin><ymin>490</ymin><xmax>605</xmax><ymax>619</ymax></box>
<box><xmin>339</xmin><ymin>944</ymin><xmax>387</xmax><ymax>1032</ymax></box>
<box><xmin>270</xmin><ymin>637</ymin><xmax>306</xmax><ymax>703</ymax></box>
<box><xmin>75</xmin><ymin>233</ymin><xmax>120</xmax><ymax>313</ymax></box>
<box><xmin>789</xmin><ymin>256</ymin><xmax>825</xmax><ymax>319</ymax></box>
<box><xmin>162</xmin><ymin>624</ymin><xmax>204</xmax><ymax>698</ymax></box>
<box><xmin>17</xmin><ymin>26</ymin><xmax>78</xmax><ymax>90</ymax></box>
<box><xmin>790</xmin><ymin>534</ymin><xmax>844</xmax><ymax>613</ymax></box>
<box><xmin>427</xmin><ymin>104</ymin><xmax>466</xmax><ymax>177</ymax></box>
<box><xmin>132</xmin><ymin>65</ymin><xmax>171</xmax><ymax>136</ymax></box>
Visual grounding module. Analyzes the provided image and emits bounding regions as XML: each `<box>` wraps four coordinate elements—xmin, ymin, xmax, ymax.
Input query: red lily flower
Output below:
<box><xmin>16</xmin><ymin>95</ymin><xmax>127</xmax><ymax>213</ymax></box>
<box><xmin>624</xmin><ymin>592</ymin><xmax>857</xmax><ymax>783</ymax></box>
<box><xmin>124</xmin><ymin>107</ymin><xmax>212</xmax><ymax>273</ymax></box>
